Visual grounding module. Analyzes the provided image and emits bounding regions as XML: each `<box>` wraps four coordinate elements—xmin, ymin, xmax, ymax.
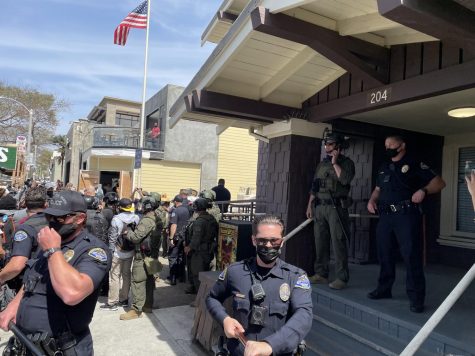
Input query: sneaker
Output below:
<box><xmin>100</xmin><ymin>303</ymin><xmax>118</xmax><ymax>311</ymax></box>
<box><xmin>329</xmin><ymin>279</ymin><xmax>347</xmax><ymax>290</ymax></box>
<box><xmin>120</xmin><ymin>309</ymin><xmax>142</xmax><ymax>320</ymax></box>
<box><xmin>118</xmin><ymin>299</ymin><xmax>128</xmax><ymax>307</ymax></box>
<box><xmin>308</xmin><ymin>274</ymin><xmax>329</xmax><ymax>284</ymax></box>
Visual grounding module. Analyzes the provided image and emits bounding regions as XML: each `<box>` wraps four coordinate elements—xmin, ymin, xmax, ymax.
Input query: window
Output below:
<box><xmin>456</xmin><ymin>147</ymin><xmax>475</xmax><ymax>233</ymax></box>
<box><xmin>115</xmin><ymin>112</ymin><xmax>139</xmax><ymax>128</ymax></box>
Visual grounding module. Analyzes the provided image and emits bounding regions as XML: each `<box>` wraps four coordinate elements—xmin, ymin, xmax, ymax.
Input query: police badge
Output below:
<box><xmin>279</xmin><ymin>283</ymin><xmax>290</xmax><ymax>302</ymax></box>
<box><xmin>401</xmin><ymin>165</ymin><xmax>410</xmax><ymax>173</ymax></box>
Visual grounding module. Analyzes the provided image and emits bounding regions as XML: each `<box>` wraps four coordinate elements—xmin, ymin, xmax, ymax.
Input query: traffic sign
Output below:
<box><xmin>134</xmin><ymin>148</ymin><xmax>142</xmax><ymax>169</ymax></box>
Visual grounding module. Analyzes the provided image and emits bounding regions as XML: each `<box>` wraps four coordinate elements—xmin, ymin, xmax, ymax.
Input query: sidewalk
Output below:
<box><xmin>0</xmin><ymin>257</ymin><xmax>210</xmax><ymax>356</ymax></box>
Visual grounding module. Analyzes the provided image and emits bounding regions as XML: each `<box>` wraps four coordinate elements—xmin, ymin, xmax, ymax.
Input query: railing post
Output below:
<box><xmin>400</xmin><ymin>263</ymin><xmax>475</xmax><ymax>356</ymax></box>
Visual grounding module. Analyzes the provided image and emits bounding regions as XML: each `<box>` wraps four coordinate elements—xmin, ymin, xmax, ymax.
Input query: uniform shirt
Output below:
<box><xmin>312</xmin><ymin>155</ymin><xmax>355</xmax><ymax>199</ymax></box>
<box><xmin>11</xmin><ymin>213</ymin><xmax>48</xmax><ymax>258</ymax></box>
<box><xmin>16</xmin><ymin>230</ymin><xmax>111</xmax><ymax>336</ymax></box>
<box><xmin>169</xmin><ymin>204</ymin><xmax>190</xmax><ymax>234</ymax></box>
<box><xmin>206</xmin><ymin>258</ymin><xmax>313</xmax><ymax>356</ymax></box>
<box><xmin>376</xmin><ymin>154</ymin><xmax>436</xmax><ymax>204</ymax></box>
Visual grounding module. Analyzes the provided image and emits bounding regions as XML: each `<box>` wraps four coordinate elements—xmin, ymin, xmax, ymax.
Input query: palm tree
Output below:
<box><xmin>51</xmin><ymin>135</ymin><xmax>68</xmax><ymax>179</ymax></box>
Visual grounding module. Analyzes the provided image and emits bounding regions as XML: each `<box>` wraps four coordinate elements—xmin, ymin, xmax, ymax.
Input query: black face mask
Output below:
<box><xmin>256</xmin><ymin>245</ymin><xmax>281</xmax><ymax>264</ymax></box>
<box><xmin>48</xmin><ymin>221</ymin><xmax>77</xmax><ymax>240</ymax></box>
<box><xmin>47</xmin><ymin>191</ymin><xmax>54</xmax><ymax>198</ymax></box>
<box><xmin>385</xmin><ymin>145</ymin><xmax>401</xmax><ymax>158</ymax></box>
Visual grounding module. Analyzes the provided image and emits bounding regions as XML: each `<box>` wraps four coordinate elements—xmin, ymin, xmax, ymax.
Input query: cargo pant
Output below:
<box><xmin>314</xmin><ymin>204</ymin><xmax>350</xmax><ymax>283</ymax></box>
<box><xmin>131</xmin><ymin>255</ymin><xmax>154</xmax><ymax>312</ymax></box>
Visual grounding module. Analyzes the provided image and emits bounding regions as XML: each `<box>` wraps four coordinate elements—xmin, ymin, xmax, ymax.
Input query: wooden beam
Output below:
<box><xmin>308</xmin><ymin>60</ymin><xmax>475</xmax><ymax>122</ymax></box>
<box><xmin>268</xmin><ymin>0</ymin><xmax>317</xmax><ymax>14</ymax></box>
<box><xmin>337</xmin><ymin>12</ymin><xmax>400</xmax><ymax>36</ymax></box>
<box><xmin>193</xmin><ymin>89</ymin><xmax>300</xmax><ymax>122</ymax></box>
<box><xmin>378</xmin><ymin>0</ymin><xmax>475</xmax><ymax>51</ymax></box>
<box><xmin>218</xmin><ymin>11</ymin><xmax>238</xmax><ymax>23</ymax></box>
<box><xmin>251</xmin><ymin>7</ymin><xmax>390</xmax><ymax>88</ymax></box>
<box><xmin>260</xmin><ymin>47</ymin><xmax>316</xmax><ymax>98</ymax></box>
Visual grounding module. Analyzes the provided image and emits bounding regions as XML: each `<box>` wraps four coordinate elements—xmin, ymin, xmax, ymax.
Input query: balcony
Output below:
<box><xmin>84</xmin><ymin>126</ymin><xmax>162</xmax><ymax>151</ymax></box>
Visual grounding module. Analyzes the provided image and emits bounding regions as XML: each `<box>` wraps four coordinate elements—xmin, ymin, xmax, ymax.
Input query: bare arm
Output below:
<box><xmin>38</xmin><ymin>227</ymin><xmax>94</xmax><ymax>306</ymax></box>
<box><xmin>170</xmin><ymin>224</ymin><xmax>177</xmax><ymax>240</ymax></box>
<box><xmin>0</xmin><ymin>256</ymin><xmax>27</xmax><ymax>285</ymax></box>
<box><xmin>0</xmin><ymin>287</ymin><xmax>24</xmax><ymax>331</ymax></box>
<box><xmin>306</xmin><ymin>194</ymin><xmax>315</xmax><ymax>219</ymax></box>
<box><xmin>367</xmin><ymin>187</ymin><xmax>381</xmax><ymax>214</ymax></box>
<box><xmin>412</xmin><ymin>176</ymin><xmax>446</xmax><ymax>203</ymax></box>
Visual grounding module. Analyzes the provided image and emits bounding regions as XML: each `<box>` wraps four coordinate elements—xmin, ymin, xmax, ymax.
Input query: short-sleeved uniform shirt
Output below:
<box><xmin>376</xmin><ymin>154</ymin><xmax>437</xmax><ymax>204</ymax></box>
<box><xmin>206</xmin><ymin>258</ymin><xmax>313</xmax><ymax>356</ymax></box>
<box><xmin>169</xmin><ymin>204</ymin><xmax>190</xmax><ymax>233</ymax></box>
<box><xmin>11</xmin><ymin>213</ymin><xmax>48</xmax><ymax>258</ymax></box>
<box><xmin>16</xmin><ymin>230</ymin><xmax>112</xmax><ymax>336</ymax></box>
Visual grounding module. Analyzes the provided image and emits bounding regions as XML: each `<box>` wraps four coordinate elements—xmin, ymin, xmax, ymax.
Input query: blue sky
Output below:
<box><xmin>0</xmin><ymin>0</ymin><xmax>221</xmax><ymax>134</ymax></box>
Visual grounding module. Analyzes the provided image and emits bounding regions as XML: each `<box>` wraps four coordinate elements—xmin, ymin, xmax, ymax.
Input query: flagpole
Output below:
<box><xmin>134</xmin><ymin>0</ymin><xmax>151</xmax><ymax>192</ymax></box>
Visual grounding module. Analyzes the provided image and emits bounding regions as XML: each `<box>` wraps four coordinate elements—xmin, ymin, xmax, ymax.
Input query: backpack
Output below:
<box><xmin>140</xmin><ymin>214</ymin><xmax>163</xmax><ymax>255</ymax></box>
<box><xmin>85</xmin><ymin>210</ymin><xmax>108</xmax><ymax>243</ymax></box>
<box><xmin>117</xmin><ymin>221</ymin><xmax>137</xmax><ymax>252</ymax></box>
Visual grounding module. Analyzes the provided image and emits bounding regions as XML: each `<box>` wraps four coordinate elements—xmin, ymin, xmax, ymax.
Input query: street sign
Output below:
<box><xmin>16</xmin><ymin>135</ymin><xmax>26</xmax><ymax>153</ymax></box>
<box><xmin>0</xmin><ymin>146</ymin><xmax>17</xmax><ymax>170</ymax></box>
<box><xmin>134</xmin><ymin>148</ymin><xmax>142</xmax><ymax>169</ymax></box>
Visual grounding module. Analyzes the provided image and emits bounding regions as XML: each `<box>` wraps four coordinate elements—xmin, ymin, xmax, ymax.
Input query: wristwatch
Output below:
<box><xmin>43</xmin><ymin>247</ymin><xmax>62</xmax><ymax>259</ymax></box>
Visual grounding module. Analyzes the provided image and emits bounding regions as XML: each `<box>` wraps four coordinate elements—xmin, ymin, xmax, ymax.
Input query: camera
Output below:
<box><xmin>251</xmin><ymin>283</ymin><xmax>266</xmax><ymax>302</ymax></box>
<box><xmin>250</xmin><ymin>305</ymin><xmax>267</xmax><ymax>327</ymax></box>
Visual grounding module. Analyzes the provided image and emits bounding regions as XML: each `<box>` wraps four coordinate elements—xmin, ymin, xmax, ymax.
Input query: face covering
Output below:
<box><xmin>385</xmin><ymin>145</ymin><xmax>401</xmax><ymax>158</ymax></box>
<box><xmin>49</xmin><ymin>220</ymin><xmax>77</xmax><ymax>240</ymax></box>
<box><xmin>256</xmin><ymin>245</ymin><xmax>281</xmax><ymax>264</ymax></box>
<box><xmin>47</xmin><ymin>190</ymin><xmax>54</xmax><ymax>198</ymax></box>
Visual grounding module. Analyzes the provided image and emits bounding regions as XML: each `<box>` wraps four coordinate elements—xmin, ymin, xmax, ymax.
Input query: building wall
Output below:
<box><xmin>89</xmin><ymin>156</ymin><xmax>134</xmax><ymax>172</ymax></box>
<box><xmin>140</xmin><ymin>160</ymin><xmax>201</xmax><ymax>200</ymax></box>
<box><xmin>217</xmin><ymin>127</ymin><xmax>258</xmax><ymax>200</ymax></box>
<box><xmin>104</xmin><ymin>101</ymin><xmax>141</xmax><ymax>125</ymax></box>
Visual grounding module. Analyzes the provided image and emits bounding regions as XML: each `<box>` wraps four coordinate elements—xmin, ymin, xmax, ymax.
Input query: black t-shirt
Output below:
<box><xmin>376</xmin><ymin>154</ymin><xmax>436</xmax><ymax>204</ymax></box>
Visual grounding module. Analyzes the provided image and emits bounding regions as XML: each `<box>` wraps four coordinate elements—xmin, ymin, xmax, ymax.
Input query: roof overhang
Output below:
<box><xmin>170</xmin><ymin>0</ymin><xmax>443</xmax><ymax>130</ymax></box>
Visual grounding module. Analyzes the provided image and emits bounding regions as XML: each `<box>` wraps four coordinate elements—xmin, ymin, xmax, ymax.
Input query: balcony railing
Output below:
<box><xmin>84</xmin><ymin>126</ymin><xmax>162</xmax><ymax>151</ymax></box>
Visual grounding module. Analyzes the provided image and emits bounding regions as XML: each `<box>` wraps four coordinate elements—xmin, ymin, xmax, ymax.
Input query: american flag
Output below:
<box><xmin>114</xmin><ymin>1</ymin><xmax>148</xmax><ymax>46</ymax></box>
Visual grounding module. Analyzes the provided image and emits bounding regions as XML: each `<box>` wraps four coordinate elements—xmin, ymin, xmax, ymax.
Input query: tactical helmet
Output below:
<box><xmin>199</xmin><ymin>189</ymin><xmax>216</xmax><ymax>201</ymax></box>
<box><xmin>149</xmin><ymin>192</ymin><xmax>161</xmax><ymax>203</ymax></box>
<box><xmin>84</xmin><ymin>195</ymin><xmax>99</xmax><ymax>210</ymax></box>
<box><xmin>323</xmin><ymin>129</ymin><xmax>349</xmax><ymax>149</ymax></box>
<box><xmin>103</xmin><ymin>192</ymin><xmax>118</xmax><ymax>205</ymax></box>
<box><xmin>193</xmin><ymin>197</ymin><xmax>210</xmax><ymax>212</ymax></box>
<box><xmin>142</xmin><ymin>197</ymin><xmax>158</xmax><ymax>212</ymax></box>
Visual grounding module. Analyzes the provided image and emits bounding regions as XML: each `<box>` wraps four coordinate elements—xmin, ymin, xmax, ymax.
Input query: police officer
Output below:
<box><xmin>206</xmin><ymin>215</ymin><xmax>313</xmax><ymax>356</ymax></box>
<box><xmin>84</xmin><ymin>195</ymin><xmax>108</xmax><ymax>244</ymax></box>
<box><xmin>0</xmin><ymin>186</ymin><xmax>48</xmax><ymax>290</ymax></box>
<box><xmin>306</xmin><ymin>132</ymin><xmax>355</xmax><ymax>290</ymax></box>
<box><xmin>167</xmin><ymin>195</ymin><xmax>190</xmax><ymax>285</ymax></box>
<box><xmin>120</xmin><ymin>197</ymin><xmax>162</xmax><ymax>320</ymax></box>
<box><xmin>184</xmin><ymin>198</ymin><xmax>219</xmax><ymax>295</ymax></box>
<box><xmin>367</xmin><ymin>135</ymin><xmax>445</xmax><ymax>313</ymax></box>
<box><xmin>0</xmin><ymin>191</ymin><xmax>112</xmax><ymax>355</ymax></box>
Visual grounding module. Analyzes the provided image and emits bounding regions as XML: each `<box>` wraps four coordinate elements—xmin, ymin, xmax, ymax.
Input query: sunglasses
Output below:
<box><xmin>255</xmin><ymin>237</ymin><xmax>283</xmax><ymax>247</ymax></box>
<box><xmin>46</xmin><ymin>213</ymin><xmax>77</xmax><ymax>223</ymax></box>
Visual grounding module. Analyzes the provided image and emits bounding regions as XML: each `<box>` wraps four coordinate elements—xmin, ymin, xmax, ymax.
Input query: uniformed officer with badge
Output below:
<box><xmin>206</xmin><ymin>215</ymin><xmax>313</xmax><ymax>356</ymax></box>
<box><xmin>306</xmin><ymin>132</ymin><xmax>355</xmax><ymax>290</ymax></box>
<box><xmin>367</xmin><ymin>135</ymin><xmax>445</xmax><ymax>313</ymax></box>
<box><xmin>0</xmin><ymin>191</ymin><xmax>112</xmax><ymax>355</ymax></box>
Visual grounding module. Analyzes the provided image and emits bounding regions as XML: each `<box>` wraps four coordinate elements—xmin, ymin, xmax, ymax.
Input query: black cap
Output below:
<box><xmin>173</xmin><ymin>195</ymin><xmax>183</xmax><ymax>203</ymax></box>
<box><xmin>118</xmin><ymin>198</ymin><xmax>134</xmax><ymax>212</ymax></box>
<box><xmin>44</xmin><ymin>191</ymin><xmax>87</xmax><ymax>216</ymax></box>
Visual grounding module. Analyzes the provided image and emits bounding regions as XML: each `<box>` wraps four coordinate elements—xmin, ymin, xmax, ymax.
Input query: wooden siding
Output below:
<box><xmin>141</xmin><ymin>160</ymin><xmax>201</xmax><ymax>201</ymax></box>
<box><xmin>89</xmin><ymin>157</ymin><xmax>133</xmax><ymax>172</ymax></box>
<box><xmin>217</xmin><ymin>127</ymin><xmax>259</xmax><ymax>200</ymax></box>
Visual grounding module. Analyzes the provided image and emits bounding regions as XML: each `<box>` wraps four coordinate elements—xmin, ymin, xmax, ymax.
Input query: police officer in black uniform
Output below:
<box><xmin>0</xmin><ymin>186</ymin><xmax>48</xmax><ymax>290</ymax></box>
<box><xmin>206</xmin><ymin>215</ymin><xmax>313</xmax><ymax>356</ymax></box>
<box><xmin>0</xmin><ymin>191</ymin><xmax>112</xmax><ymax>355</ymax></box>
<box><xmin>367</xmin><ymin>135</ymin><xmax>445</xmax><ymax>313</ymax></box>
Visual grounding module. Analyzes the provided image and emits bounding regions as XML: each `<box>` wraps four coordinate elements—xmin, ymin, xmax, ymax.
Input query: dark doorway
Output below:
<box><xmin>100</xmin><ymin>171</ymin><xmax>120</xmax><ymax>194</ymax></box>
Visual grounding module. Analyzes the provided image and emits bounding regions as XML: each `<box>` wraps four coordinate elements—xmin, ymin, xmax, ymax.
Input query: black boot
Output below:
<box><xmin>170</xmin><ymin>274</ymin><xmax>177</xmax><ymax>286</ymax></box>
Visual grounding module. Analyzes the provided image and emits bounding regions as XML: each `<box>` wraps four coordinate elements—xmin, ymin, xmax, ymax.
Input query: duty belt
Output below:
<box><xmin>379</xmin><ymin>200</ymin><xmax>419</xmax><ymax>214</ymax></box>
<box><xmin>315</xmin><ymin>198</ymin><xmax>345</xmax><ymax>206</ymax></box>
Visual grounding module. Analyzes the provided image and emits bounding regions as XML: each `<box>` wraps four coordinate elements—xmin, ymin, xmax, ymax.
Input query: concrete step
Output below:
<box><xmin>311</xmin><ymin>287</ymin><xmax>474</xmax><ymax>356</ymax></box>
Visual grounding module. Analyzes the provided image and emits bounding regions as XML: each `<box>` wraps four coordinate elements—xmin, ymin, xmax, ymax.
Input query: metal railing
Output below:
<box><xmin>82</xmin><ymin>126</ymin><xmax>163</xmax><ymax>151</ymax></box>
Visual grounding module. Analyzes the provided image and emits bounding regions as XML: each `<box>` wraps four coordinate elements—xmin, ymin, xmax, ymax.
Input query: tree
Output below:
<box><xmin>36</xmin><ymin>148</ymin><xmax>53</xmax><ymax>180</ymax></box>
<box><xmin>0</xmin><ymin>82</ymin><xmax>68</xmax><ymax>145</ymax></box>
<box><xmin>51</xmin><ymin>135</ymin><xmax>68</xmax><ymax>179</ymax></box>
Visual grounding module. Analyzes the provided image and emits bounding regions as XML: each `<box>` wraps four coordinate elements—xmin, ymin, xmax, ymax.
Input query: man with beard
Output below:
<box><xmin>206</xmin><ymin>215</ymin><xmax>313</xmax><ymax>356</ymax></box>
<box><xmin>0</xmin><ymin>191</ymin><xmax>111</xmax><ymax>355</ymax></box>
<box><xmin>306</xmin><ymin>132</ymin><xmax>355</xmax><ymax>290</ymax></box>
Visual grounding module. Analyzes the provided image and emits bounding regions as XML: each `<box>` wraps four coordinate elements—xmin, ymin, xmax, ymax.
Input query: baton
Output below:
<box><xmin>8</xmin><ymin>321</ymin><xmax>46</xmax><ymax>356</ymax></box>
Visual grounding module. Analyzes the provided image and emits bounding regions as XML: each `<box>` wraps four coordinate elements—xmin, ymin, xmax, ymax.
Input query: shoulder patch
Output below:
<box><xmin>218</xmin><ymin>267</ymin><xmax>227</xmax><ymax>281</ymax></box>
<box><xmin>420</xmin><ymin>162</ymin><xmax>430</xmax><ymax>170</ymax></box>
<box><xmin>14</xmin><ymin>230</ymin><xmax>29</xmax><ymax>242</ymax></box>
<box><xmin>295</xmin><ymin>274</ymin><xmax>311</xmax><ymax>290</ymax></box>
<box><xmin>88</xmin><ymin>248</ymin><xmax>108</xmax><ymax>263</ymax></box>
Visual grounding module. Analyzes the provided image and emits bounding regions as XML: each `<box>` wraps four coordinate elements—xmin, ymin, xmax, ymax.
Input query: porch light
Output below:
<box><xmin>447</xmin><ymin>107</ymin><xmax>475</xmax><ymax>118</ymax></box>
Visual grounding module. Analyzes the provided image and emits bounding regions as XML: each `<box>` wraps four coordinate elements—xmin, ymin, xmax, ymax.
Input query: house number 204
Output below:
<box><xmin>367</xmin><ymin>88</ymin><xmax>391</xmax><ymax>106</ymax></box>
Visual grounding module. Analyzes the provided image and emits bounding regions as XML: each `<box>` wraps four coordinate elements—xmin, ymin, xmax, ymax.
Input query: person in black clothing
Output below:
<box><xmin>102</xmin><ymin>192</ymin><xmax>118</xmax><ymax>228</ymax></box>
<box><xmin>212</xmin><ymin>178</ymin><xmax>231</xmax><ymax>213</ymax></box>
<box><xmin>367</xmin><ymin>135</ymin><xmax>446</xmax><ymax>313</ymax></box>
